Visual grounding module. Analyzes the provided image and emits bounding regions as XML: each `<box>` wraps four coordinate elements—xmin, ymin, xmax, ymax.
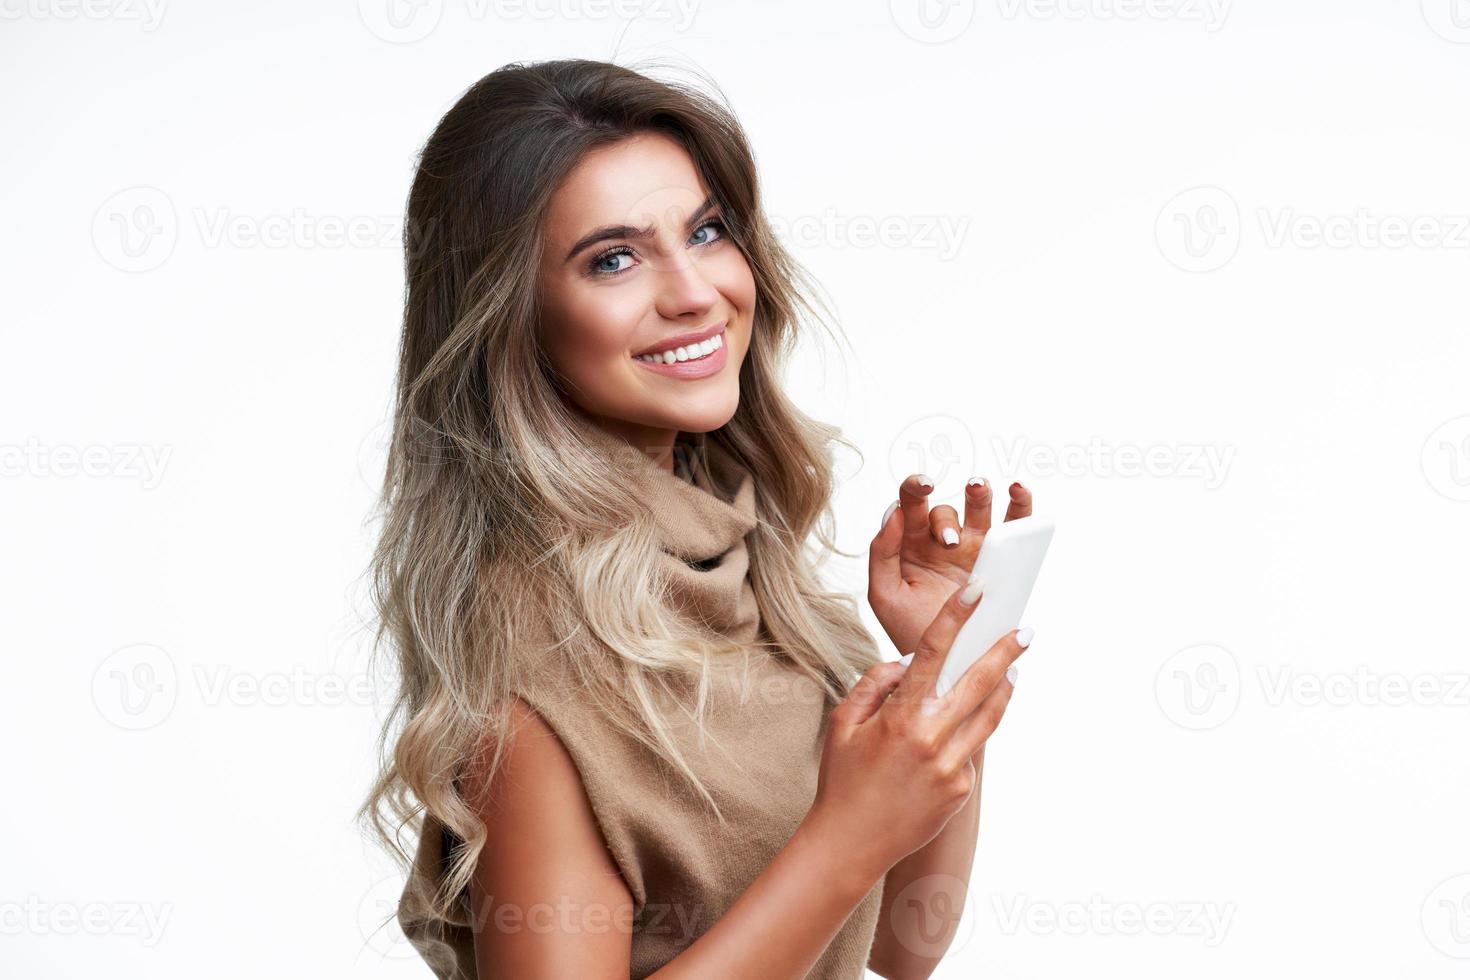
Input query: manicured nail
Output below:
<box><xmin>941</xmin><ymin>527</ymin><xmax>959</xmax><ymax>546</ymax></box>
<box><xmin>1012</xmin><ymin>481</ymin><xmax>1026</xmax><ymax>492</ymax></box>
<box><xmin>968</xmin><ymin>476</ymin><xmax>987</xmax><ymax>490</ymax></box>
<box><xmin>916</xmin><ymin>474</ymin><xmax>934</xmax><ymax>492</ymax></box>
<box><xmin>1016</xmin><ymin>626</ymin><xmax>1034</xmax><ymax>648</ymax></box>
<box><xmin>898</xmin><ymin>652</ymin><xmax>914</xmax><ymax>667</ymax></box>
<box><xmin>1006</xmin><ymin>664</ymin><xmax>1018</xmax><ymax>686</ymax></box>
<box><xmin>959</xmin><ymin>570</ymin><xmax>985</xmax><ymax>605</ymax></box>
<box><xmin>880</xmin><ymin>499</ymin><xmax>899</xmax><ymax>529</ymax></box>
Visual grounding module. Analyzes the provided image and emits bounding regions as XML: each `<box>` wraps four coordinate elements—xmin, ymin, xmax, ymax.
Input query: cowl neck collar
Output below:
<box><xmin>570</xmin><ymin>414</ymin><xmax>758</xmax><ymax>564</ymax></box>
<box><xmin>569</xmin><ymin>413</ymin><xmax>762</xmax><ymax>644</ymax></box>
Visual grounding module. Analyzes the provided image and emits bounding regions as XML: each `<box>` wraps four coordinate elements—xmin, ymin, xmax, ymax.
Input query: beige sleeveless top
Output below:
<box><xmin>396</xmin><ymin>421</ymin><xmax>884</xmax><ymax>979</ymax></box>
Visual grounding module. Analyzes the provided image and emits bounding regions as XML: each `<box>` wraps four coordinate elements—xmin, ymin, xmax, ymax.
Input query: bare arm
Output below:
<box><xmin>867</xmin><ymin>746</ymin><xmax>985</xmax><ymax>980</ymax></box>
<box><xmin>867</xmin><ymin>656</ymin><xmax>1017</xmax><ymax>979</ymax></box>
<box><xmin>466</xmin><ymin>697</ymin><xmax>887</xmax><ymax>980</ymax></box>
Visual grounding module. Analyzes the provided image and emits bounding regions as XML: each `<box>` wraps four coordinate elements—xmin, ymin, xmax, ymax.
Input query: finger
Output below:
<box><xmin>962</xmin><ymin>477</ymin><xmax>991</xmax><ymax>533</ymax></box>
<box><xmin>893</xmin><ymin>571</ymin><xmax>986</xmax><ymax>708</ymax></box>
<box><xmin>935</xmin><ymin>627</ymin><xmax>1033</xmax><ymax>718</ymax></box>
<box><xmin>928</xmin><ymin>504</ymin><xmax>961</xmax><ymax>548</ymax></box>
<box><xmin>869</xmin><ymin>498</ymin><xmax>903</xmax><ymax>599</ymax></box>
<box><xmin>898</xmin><ymin>473</ymin><xmax>935</xmax><ymax>538</ymax></box>
<box><xmin>945</xmin><ymin>665</ymin><xmax>1017</xmax><ymax>766</ymax></box>
<box><xmin>1003</xmin><ymin>480</ymin><xmax>1033</xmax><ymax>522</ymax></box>
<box><xmin>831</xmin><ymin>660</ymin><xmax>909</xmax><ymax>728</ymax></box>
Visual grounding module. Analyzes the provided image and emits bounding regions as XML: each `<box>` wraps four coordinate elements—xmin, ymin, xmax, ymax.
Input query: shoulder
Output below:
<box><xmin>464</xmin><ymin>697</ymin><xmax>587</xmax><ymax>826</ymax></box>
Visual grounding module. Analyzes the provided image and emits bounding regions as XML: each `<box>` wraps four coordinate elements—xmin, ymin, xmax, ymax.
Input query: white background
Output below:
<box><xmin>4</xmin><ymin>0</ymin><xmax>1469</xmax><ymax>976</ymax></box>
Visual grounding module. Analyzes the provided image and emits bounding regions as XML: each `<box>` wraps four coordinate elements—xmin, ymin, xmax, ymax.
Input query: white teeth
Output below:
<box><xmin>635</xmin><ymin>329</ymin><xmax>725</xmax><ymax>365</ymax></box>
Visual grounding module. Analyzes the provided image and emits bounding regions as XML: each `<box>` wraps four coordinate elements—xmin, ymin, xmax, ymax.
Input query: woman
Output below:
<box><xmin>359</xmin><ymin>58</ymin><xmax>1036</xmax><ymax>979</ymax></box>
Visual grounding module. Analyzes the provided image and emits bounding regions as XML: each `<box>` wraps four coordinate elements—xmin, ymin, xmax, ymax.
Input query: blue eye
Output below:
<box><xmin>589</xmin><ymin>248</ymin><xmax>634</xmax><ymax>276</ymax></box>
<box><xmin>689</xmin><ymin>219</ymin><xmax>725</xmax><ymax>246</ymax></box>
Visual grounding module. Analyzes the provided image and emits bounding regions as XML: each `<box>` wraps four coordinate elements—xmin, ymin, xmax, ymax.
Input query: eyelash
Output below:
<box><xmin>585</xmin><ymin>219</ymin><xmax>728</xmax><ymax>279</ymax></box>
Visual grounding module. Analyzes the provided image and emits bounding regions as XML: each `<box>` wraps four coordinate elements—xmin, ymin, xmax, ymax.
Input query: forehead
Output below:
<box><xmin>543</xmin><ymin>131</ymin><xmax>711</xmax><ymax>241</ymax></box>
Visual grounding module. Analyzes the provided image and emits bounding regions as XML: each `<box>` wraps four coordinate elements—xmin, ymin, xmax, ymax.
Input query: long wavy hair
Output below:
<box><xmin>357</xmin><ymin>56</ymin><xmax>880</xmax><ymax>947</ymax></box>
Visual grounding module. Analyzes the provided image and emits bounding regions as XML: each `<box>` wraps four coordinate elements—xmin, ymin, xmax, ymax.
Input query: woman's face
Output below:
<box><xmin>537</xmin><ymin>131</ymin><xmax>755</xmax><ymax>457</ymax></box>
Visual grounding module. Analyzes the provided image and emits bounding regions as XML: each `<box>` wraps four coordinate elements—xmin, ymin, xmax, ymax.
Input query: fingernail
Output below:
<box><xmin>880</xmin><ymin>499</ymin><xmax>899</xmax><ymax>529</ymax></box>
<box><xmin>1012</xmin><ymin>481</ymin><xmax>1026</xmax><ymax>492</ymax></box>
<box><xmin>916</xmin><ymin>474</ymin><xmax>934</xmax><ymax>492</ymax></box>
<box><xmin>941</xmin><ymin>527</ymin><xmax>959</xmax><ymax>546</ymax></box>
<box><xmin>898</xmin><ymin>652</ymin><xmax>914</xmax><ymax>667</ymax></box>
<box><xmin>968</xmin><ymin>476</ymin><xmax>988</xmax><ymax>490</ymax></box>
<box><xmin>1006</xmin><ymin>664</ymin><xmax>1018</xmax><ymax>686</ymax></box>
<box><xmin>959</xmin><ymin>570</ymin><xmax>985</xmax><ymax>606</ymax></box>
<box><xmin>1016</xmin><ymin>626</ymin><xmax>1034</xmax><ymax>648</ymax></box>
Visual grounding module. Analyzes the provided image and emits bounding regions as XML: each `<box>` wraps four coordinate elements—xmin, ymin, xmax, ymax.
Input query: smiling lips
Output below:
<box><xmin>633</xmin><ymin>329</ymin><xmax>724</xmax><ymax>365</ymax></box>
<box><xmin>631</xmin><ymin>323</ymin><xmax>729</xmax><ymax>379</ymax></box>
<box><xmin>632</xmin><ymin>319</ymin><xmax>726</xmax><ymax>359</ymax></box>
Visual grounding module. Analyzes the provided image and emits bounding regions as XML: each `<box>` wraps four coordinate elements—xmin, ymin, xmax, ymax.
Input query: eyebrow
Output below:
<box><xmin>562</xmin><ymin>195</ymin><xmax>720</xmax><ymax>264</ymax></box>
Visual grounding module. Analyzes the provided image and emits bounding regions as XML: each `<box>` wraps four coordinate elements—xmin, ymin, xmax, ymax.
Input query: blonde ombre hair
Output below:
<box><xmin>357</xmin><ymin>57</ymin><xmax>880</xmax><ymax>948</ymax></box>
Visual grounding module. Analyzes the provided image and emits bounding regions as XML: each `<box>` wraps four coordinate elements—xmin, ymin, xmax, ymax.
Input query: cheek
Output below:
<box><xmin>714</xmin><ymin>251</ymin><xmax>757</xmax><ymax>313</ymax></box>
<box><xmin>544</xmin><ymin>283</ymin><xmax>646</xmax><ymax>371</ymax></box>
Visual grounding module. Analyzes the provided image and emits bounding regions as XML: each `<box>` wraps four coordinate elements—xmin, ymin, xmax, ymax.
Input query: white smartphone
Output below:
<box><xmin>934</xmin><ymin>515</ymin><xmax>1055</xmax><ymax>699</ymax></box>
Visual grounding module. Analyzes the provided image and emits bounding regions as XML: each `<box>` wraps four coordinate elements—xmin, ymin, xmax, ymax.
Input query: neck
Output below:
<box><xmin>576</xmin><ymin>410</ymin><xmax>681</xmax><ymax>475</ymax></box>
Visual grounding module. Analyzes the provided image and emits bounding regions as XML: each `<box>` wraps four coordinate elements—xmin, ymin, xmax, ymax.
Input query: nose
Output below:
<box><xmin>652</xmin><ymin>249</ymin><xmax>720</xmax><ymax>321</ymax></box>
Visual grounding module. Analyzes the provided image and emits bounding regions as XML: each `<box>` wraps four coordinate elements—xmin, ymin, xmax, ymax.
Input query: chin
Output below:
<box><xmin>671</xmin><ymin>385</ymin><xmax>741</xmax><ymax>433</ymax></box>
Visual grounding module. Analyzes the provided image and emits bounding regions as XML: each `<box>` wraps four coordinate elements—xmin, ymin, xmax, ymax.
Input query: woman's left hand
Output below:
<box><xmin>867</xmin><ymin>473</ymin><xmax>1034</xmax><ymax>656</ymax></box>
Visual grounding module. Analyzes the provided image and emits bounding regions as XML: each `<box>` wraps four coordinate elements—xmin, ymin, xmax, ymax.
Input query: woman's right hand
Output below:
<box><xmin>806</xmin><ymin>571</ymin><xmax>1030</xmax><ymax>879</ymax></box>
